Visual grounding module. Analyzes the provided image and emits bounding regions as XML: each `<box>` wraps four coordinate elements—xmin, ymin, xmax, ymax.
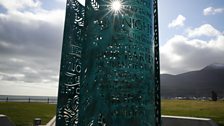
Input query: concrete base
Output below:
<box><xmin>45</xmin><ymin>116</ymin><xmax>56</xmax><ymax>126</ymax></box>
<box><xmin>0</xmin><ymin>114</ymin><xmax>15</xmax><ymax>126</ymax></box>
<box><xmin>162</xmin><ymin>115</ymin><xmax>218</xmax><ymax>126</ymax></box>
<box><xmin>45</xmin><ymin>115</ymin><xmax>218</xmax><ymax>126</ymax></box>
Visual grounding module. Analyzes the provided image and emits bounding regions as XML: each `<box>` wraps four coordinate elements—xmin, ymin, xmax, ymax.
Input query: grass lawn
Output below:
<box><xmin>0</xmin><ymin>102</ymin><xmax>56</xmax><ymax>126</ymax></box>
<box><xmin>162</xmin><ymin>100</ymin><xmax>224</xmax><ymax>126</ymax></box>
<box><xmin>0</xmin><ymin>100</ymin><xmax>223</xmax><ymax>126</ymax></box>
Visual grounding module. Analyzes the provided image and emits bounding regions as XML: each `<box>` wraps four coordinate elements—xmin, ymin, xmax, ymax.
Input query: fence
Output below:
<box><xmin>0</xmin><ymin>97</ymin><xmax>57</xmax><ymax>104</ymax></box>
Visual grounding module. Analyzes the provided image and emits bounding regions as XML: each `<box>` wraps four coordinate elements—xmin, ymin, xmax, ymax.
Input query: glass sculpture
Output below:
<box><xmin>56</xmin><ymin>0</ymin><xmax>160</xmax><ymax>125</ymax></box>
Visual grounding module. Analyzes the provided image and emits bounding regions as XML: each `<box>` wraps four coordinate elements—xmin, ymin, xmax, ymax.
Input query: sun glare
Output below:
<box><xmin>111</xmin><ymin>0</ymin><xmax>122</xmax><ymax>12</ymax></box>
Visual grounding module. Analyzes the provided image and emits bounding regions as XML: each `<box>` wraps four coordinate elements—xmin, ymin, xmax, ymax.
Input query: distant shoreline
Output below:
<box><xmin>0</xmin><ymin>95</ymin><xmax>57</xmax><ymax>103</ymax></box>
<box><xmin>0</xmin><ymin>94</ymin><xmax>57</xmax><ymax>97</ymax></box>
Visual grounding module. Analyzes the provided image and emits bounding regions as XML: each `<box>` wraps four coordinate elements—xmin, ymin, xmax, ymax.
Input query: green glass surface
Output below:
<box><xmin>56</xmin><ymin>0</ymin><xmax>160</xmax><ymax>125</ymax></box>
<box><xmin>56</xmin><ymin>0</ymin><xmax>84</xmax><ymax>125</ymax></box>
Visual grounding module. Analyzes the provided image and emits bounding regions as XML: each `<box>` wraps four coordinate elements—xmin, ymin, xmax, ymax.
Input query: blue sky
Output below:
<box><xmin>158</xmin><ymin>0</ymin><xmax>224</xmax><ymax>74</ymax></box>
<box><xmin>159</xmin><ymin>0</ymin><xmax>224</xmax><ymax>45</ymax></box>
<box><xmin>0</xmin><ymin>0</ymin><xmax>223</xmax><ymax>96</ymax></box>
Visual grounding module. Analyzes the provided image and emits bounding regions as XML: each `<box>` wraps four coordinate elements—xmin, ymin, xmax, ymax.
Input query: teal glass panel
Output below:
<box><xmin>56</xmin><ymin>0</ymin><xmax>160</xmax><ymax>125</ymax></box>
<box><xmin>56</xmin><ymin>0</ymin><xmax>84</xmax><ymax>125</ymax></box>
<box><xmin>78</xmin><ymin>0</ymin><xmax>159</xmax><ymax>125</ymax></box>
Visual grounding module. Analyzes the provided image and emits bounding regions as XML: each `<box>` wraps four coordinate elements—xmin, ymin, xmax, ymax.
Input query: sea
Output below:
<box><xmin>0</xmin><ymin>95</ymin><xmax>57</xmax><ymax>104</ymax></box>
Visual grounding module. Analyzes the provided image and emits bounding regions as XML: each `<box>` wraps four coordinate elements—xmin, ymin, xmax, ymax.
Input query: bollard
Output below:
<box><xmin>33</xmin><ymin>118</ymin><xmax>41</xmax><ymax>126</ymax></box>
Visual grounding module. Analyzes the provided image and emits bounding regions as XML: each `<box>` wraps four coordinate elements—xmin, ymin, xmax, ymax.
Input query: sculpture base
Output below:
<box><xmin>162</xmin><ymin>115</ymin><xmax>218</xmax><ymax>126</ymax></box>
<box><xmin>48</xmin><ymin>115</ymin><xmax>219</xmax><ymax>126</ymax></box>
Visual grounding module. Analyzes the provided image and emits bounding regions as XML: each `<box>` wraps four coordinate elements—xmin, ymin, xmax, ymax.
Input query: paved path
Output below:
<box><xmin>45</xmin><ymin>116</ymin><xmax>56</xmax><ymax>126</ymax></box>
<box><xmin>45</xmin><ymin>115</ymin><xmax>218</xmax><ymax>126</ymax></box>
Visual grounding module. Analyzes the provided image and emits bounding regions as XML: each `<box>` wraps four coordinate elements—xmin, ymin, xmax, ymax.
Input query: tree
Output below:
<box><xmin>211</xmin><ymin>91</ymin><xmax>218</xmax><ymax>101</ymax></box>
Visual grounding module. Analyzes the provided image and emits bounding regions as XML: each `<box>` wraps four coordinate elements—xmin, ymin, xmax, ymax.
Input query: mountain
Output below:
<box><xmin>161</xmin><ymin>63</ymin><xmax>224</xmax><ymax>98</ymax></box>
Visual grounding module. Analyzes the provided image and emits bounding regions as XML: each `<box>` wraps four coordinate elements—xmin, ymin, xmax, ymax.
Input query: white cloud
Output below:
<box><xmin>10</xmin><ymin>58</ymin><xmax>25</xmax><ymax>63</ymax></box>
<box><xmin>23</xmin><ymin>67</ymin><xmax>38</xmax><ymax>74</ymax></box>
<box><xmin>161</xmin><ymin>24</ymin><xmax>224</xmax><ymax>74</ymax></box>
<box><xmin>0</xmin><ymin>0</ymin><xmax>65</xmax><ymax>96</ymax></box>
<box><xmin>0</xmin><ymin>0</ymin><xmax>41</xmax><ymax>11</ymax></box>
<box><xmin>187</xmin><ymin>24</ymin><xmax>221</xmax><ymax>38</ymax></box>
<box><xmin>56</xmin><ymin>0</ymin><xmax>85</xmax><ymax>6</ymax></box>
<box><xmin>0</xmin><ymin>81</ymin><xmax>57</xmax><ymax>96</ymax></box>
<box><xmin>168</xmin><ymin>15</ymin><xmax>186</xmax><ymax>28</ymax></box>
<box><xmin>0</xmin><ymin>6</ymin><xmax>64</xmax><ymax>27</ymax></box>
<box><xmin>0</xmin><ymin>72</ymin><xmax>25</xmax><ymax>81</ymax></box>
<box><xmin>203</xmin><ymin>7</ymin><xmax>224</xmax><ymax>16</ymax></box>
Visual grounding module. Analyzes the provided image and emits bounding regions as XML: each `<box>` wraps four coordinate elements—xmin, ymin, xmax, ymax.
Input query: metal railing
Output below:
<box><xmin>0</xmin><ymin>97</ymin><xmax>57</xmax><ymax>104</ymax></box>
